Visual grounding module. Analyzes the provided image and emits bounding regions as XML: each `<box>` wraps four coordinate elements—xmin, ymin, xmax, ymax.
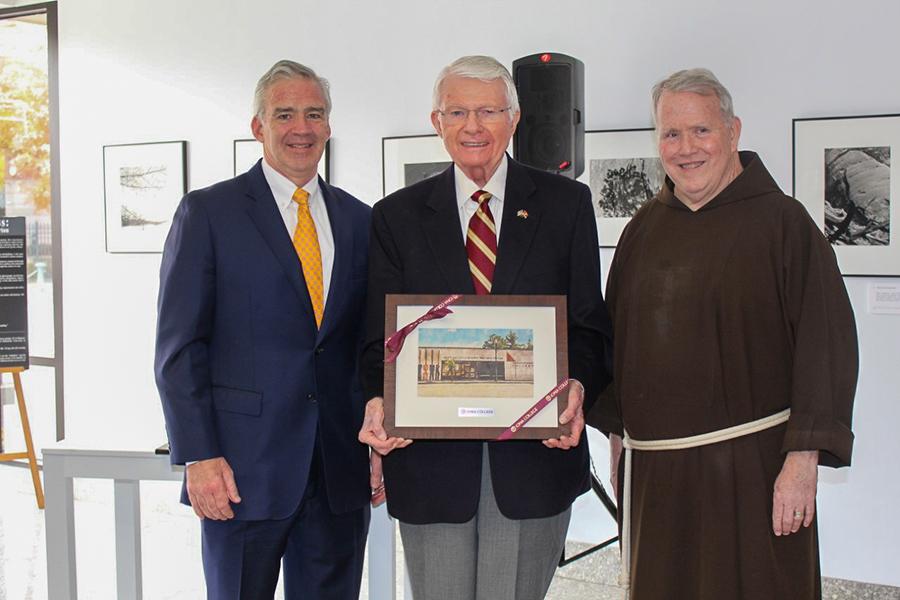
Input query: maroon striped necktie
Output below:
<box><xmin>466</xmin><ymin>190</ymin><xmax>497</xmax><ymax>295</ymax></box>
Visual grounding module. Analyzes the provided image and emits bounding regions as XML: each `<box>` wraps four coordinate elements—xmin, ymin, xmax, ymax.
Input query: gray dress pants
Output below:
<box><xmin>399</xmin><ymin>445</ymin><xmax>571</xmax><ymax>600</ymax></box>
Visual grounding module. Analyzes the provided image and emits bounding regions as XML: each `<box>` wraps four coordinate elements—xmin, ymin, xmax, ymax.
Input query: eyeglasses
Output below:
<box><xmin>436</xmin><ymin>106</ymin><xmax>512</xmax><ymax>125</ymax></box>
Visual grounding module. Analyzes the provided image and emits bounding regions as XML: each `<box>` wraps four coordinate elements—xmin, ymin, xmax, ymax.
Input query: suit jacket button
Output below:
<box><xmin>307</xmin><ymin>393</ymin><xmax>316</xmax><ymax>402</ymax></box>
<box><xmin>315</xmin><ymin>346</ymin><xmax>324</xmax><ymax>355</ymax></box>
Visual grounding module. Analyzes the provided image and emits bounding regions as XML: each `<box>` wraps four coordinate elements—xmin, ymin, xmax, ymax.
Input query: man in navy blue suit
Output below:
<box><xmin>155</xmin><ymin>60</ymin><xmax>371</xmax><ymax>600</ymax></box>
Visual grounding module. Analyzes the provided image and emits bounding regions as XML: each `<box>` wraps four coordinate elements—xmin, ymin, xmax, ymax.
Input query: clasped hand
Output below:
<box><xmin>357</xmin><ymin>380</ymin><xmax>586</xmax><ymax>505</ymax></box>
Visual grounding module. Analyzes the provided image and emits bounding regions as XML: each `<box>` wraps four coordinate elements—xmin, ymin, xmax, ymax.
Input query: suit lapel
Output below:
<box><xmin>318</xmin><ymin>179</ymin><xmax>349</xmax><ymax>338</ymax></box>
<box><xmin>244</xmin><ymin>162</ymin><xmax>317</xmax><ymax>321</ymax></box>
<box><xmin>421</xmin><ymin>166</ymin><xmax>475</xmax><ymax>293</ymax></box>
<box><xmin>492</xmin><ymin>159</ymin><xmax>539</xmax><ymax>294</ymax></box>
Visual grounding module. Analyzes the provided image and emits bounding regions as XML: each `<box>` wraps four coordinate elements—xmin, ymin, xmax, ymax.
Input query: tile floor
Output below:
<box><xmin>1</xmin><ymin>464</ymin><xmax>898</xmax><ymax>599</ymax></box>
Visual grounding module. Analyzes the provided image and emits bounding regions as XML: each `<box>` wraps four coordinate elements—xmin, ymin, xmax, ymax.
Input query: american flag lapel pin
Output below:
<box><xmin>516</xmin><ymin>209</ymin><xmax>529</xmax><ymax>219</ymax></box>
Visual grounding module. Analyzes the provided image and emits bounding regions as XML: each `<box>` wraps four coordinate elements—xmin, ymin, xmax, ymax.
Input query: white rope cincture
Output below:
<box><xmin>618</xmin><ymin>408</ymin><xmax>791</xmax><ymax>597</ymax></box>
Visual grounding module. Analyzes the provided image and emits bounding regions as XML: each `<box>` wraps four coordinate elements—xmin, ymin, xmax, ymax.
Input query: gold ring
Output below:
<box><xmin>793</xmin><ymin>510</ymin><xmax>803</xmax><ymax>519</ymax></box>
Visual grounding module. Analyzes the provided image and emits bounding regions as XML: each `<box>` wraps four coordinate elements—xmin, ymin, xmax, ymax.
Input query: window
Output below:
<box><xmin>0</xmin><ymin>2</ymin><xmax>61</xmax><ymax>450</ymax></box>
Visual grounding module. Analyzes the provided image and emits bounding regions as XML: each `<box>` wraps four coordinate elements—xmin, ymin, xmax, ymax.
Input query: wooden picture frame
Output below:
<box><xmin>383</xmin><ymin>294</ymin><xmax>569</xmax><ymax>440</ymax></box>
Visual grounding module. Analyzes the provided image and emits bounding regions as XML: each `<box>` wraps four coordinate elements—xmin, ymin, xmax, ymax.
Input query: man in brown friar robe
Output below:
<box><xmin>591</xmin><ymin>68</ymin><xmax>858</xmax><ymax>599</ymax></box>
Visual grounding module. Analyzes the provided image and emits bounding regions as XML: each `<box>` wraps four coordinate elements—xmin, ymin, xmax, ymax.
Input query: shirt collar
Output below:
<box><xmin>454</xmin><ymin>154</ymin><xmax>508</xmax><ymax>210</ymax></box>
<box><xmin>261</xmin><ymin>158</ymin><xmax>321</xmax><ymax>212</ymax></box>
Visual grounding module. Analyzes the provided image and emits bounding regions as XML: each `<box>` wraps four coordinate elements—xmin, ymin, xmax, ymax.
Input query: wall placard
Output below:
<box><xmin>868</xmin><ymin>282</ymin><xmax>900</xmax><ymax>314</ymax></box>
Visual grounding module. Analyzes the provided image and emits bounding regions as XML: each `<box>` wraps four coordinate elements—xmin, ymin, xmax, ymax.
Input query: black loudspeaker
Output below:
<box><xmin>512</xmin><ymin>53</ymin><xmax>584</xmax><ymax>179</ymax></box>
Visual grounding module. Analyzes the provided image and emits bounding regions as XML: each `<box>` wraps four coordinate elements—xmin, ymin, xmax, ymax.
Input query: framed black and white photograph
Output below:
<box><xmin>576</xmin><ymin>128</ymin><xmax>663</xmax><ymax>247</ymax></box>
<box><xmin>794</xmin><ymin>114</ymin><xmax>898</xmax><ymax>276</ymax></box>
<box><xmin>384</xmin><ymin>294</ymin><xmax>569</xmax><ymax>440</ymax></box>
<box><xmin>382</xmin><ymin>134</ymin><xmax>451</xmax><ymax>196</ymax></box>
<box><xmin>233</xmin><ymin>138</ymin><xmax>330</xmax><ymax>181</ymax></box>
<box><xmin>102</xmin><ymin>140</ymin><xmax>187</xmax><ymax>253</ymax></box>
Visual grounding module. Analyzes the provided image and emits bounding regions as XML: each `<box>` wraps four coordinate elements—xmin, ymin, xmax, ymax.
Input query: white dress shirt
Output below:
<box><xmin>261</xmin><ymin>160</ymin><xmax>335</xmax><ymax>304</ymax></box>
<box><xmin>454</xmin><ymin>155</ymin><xmax>508</xmax><ymax>244</ymax></box>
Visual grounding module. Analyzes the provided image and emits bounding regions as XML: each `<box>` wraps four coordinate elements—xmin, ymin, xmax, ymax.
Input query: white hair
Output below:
<box><xmin>432</xmin><ymin>55</ymin><xmax>520</xmax><ymax>114</ymax></box>
<box><xmin>651</xmin><ymin>68</ymin><xmax>735</xmax><ymax>125</ymax></box>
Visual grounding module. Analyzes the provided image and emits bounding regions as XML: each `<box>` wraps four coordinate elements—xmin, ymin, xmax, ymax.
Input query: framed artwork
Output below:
<box><xmin>576</xmin><ymin>128</ymin><xmax>664</xmax><ymax>247</ymax></box>
<box><xmin>793</xmin><ymin>114</ymin><xmax>897</xmax><ymax>276</ymax></box>
<box><xmin>383</xmin><ymin>294</ymin><xmax>569</xmax><ymax>440</ymax></box>
<box><xmin>382</xmin><ymin>134</ymin><xmax>452</xmax><ymax>196</ymax></box>
<box><xmin>233</xmin><ymin>138</ymin><xmax>330</xmax><ymax>182</ymax></box>
<box><xmin>102</xmin><ymin>140</ymin><xmax>187</xmax><ymax>253</ymax></box>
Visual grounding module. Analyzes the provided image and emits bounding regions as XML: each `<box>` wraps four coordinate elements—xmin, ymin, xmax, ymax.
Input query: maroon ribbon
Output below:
<box><xmin>384</xmin><ymin>294</ymin><xmax>461</xmax><ymax>363</ymax></box>
<box><xmin>495</xmin><ymin>378</ymin><xmax>571</xmax><ymax>441</ymax></box>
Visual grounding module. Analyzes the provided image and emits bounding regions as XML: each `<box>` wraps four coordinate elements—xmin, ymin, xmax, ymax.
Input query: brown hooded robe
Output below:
<box><xmin>594</xmin><ymin>151</ymin><xmax>858</xmax><ymax>600</ymax></box>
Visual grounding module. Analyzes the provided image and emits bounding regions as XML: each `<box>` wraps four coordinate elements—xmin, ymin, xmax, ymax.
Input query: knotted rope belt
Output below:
<box><xmin>619</xmin><ymin>408</ymin><xmax>791</xmax><ymax>595</ymax></box>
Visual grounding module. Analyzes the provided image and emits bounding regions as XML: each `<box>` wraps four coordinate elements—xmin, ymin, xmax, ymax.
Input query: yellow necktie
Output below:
<box><xmin>292</xmin><ymin>188</ymin><xmax>324</xmax><ymax>327</ymax></box>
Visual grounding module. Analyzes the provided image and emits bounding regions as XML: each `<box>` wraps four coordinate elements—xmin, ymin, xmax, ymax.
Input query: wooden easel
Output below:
<box><xmin>0</xmin><ymin>367</ymin><xmax>45</xmax><ymax>509</ymax></box>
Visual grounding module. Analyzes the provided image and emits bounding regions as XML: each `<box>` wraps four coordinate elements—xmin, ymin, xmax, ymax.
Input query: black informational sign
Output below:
<box><xmin>0</xmin><ymin>216</ymin><xmax>28</xmax><ymax>368</ymax></box>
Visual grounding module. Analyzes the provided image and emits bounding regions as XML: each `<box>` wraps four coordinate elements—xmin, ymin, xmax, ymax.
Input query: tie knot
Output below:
<box><xmin>292</xmin><ymin>187</ymin><xmax>310</xmax><ymax>208</ymax></box>
<box><xmin>471</xmin><ymin>190</ymin><xmax>492</xmax><ymax>207</ymax></box>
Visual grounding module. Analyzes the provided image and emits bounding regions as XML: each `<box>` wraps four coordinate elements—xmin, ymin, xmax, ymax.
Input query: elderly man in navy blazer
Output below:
<box><xmin>359</xmin><ymin>55</ymin><xmax>612</xmax><ymax>600</ymax></box>
<box><xmin>155</xmin><ymin>60</ymin><xmax>371</xmax><ymax>600</ymax></box>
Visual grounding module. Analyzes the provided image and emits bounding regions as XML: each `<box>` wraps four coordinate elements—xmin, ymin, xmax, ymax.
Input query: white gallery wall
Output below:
<box><xmin>53</xmin><ymin>0</ymin><xmax>899</xmax><ymax>586</ymax></box>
